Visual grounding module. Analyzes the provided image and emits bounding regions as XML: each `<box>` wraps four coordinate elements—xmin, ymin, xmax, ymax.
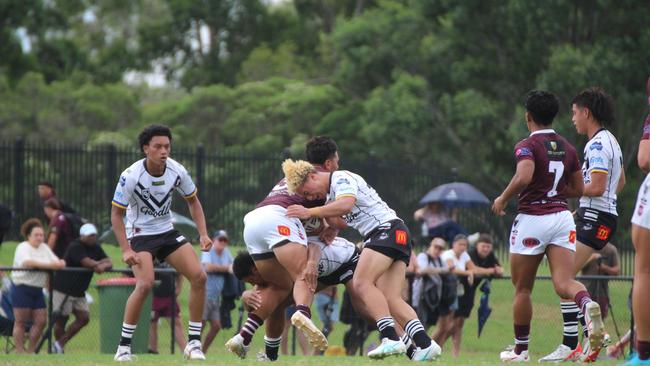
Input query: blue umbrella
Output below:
<box><xmin>478</xmin><ymin>280</ymin><xmax>492</xmax><ymax>337</ymax></box>
<box><xmin>419</xmin><ymin>182</ymin><xmax>490</xmax><ymax>207</ymax></box>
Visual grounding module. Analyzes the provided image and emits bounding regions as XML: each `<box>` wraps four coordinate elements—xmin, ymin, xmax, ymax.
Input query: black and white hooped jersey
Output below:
<box><xmin>111</xmin><ymin>158</ymin><xmax>197</xmax><ymax>238</ymax></box>
<box><xmin>326</xmin><ymin>170</ymin><xmax>399</xmax><ymax>237</ymax></box>
<box><xmin>579</xmin><ymin>129</ymin><xmax>623</xmax><ymax>215</ymax></box>
<box><xmin>310</xmin><ymin>236</ymin><xmax>357</xmax><ymax>278</ymax></box>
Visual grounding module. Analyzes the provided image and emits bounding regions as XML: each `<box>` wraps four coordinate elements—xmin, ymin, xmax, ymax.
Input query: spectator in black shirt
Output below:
<box><xmin>52</xmin><ymin>223</ymin><xmax>112</xmax><ymax>353</ymax></box>
<box><xmin>149</xmin><ymin>261</ymin><xmax>186</xmax><ymax>354</ymax></box>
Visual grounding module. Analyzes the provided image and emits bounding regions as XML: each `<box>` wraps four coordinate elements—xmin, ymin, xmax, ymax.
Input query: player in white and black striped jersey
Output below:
<box><xmin>111</xmin><ymin>125</ymin><xmax>212</xmax><ymax>362</ymax></box>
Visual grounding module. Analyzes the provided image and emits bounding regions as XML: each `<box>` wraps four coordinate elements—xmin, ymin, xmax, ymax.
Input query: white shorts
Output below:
<box><xmin>509</xmin><ymin>211</ymin><xmax>576</xmax><ymax>255</ymax></box>
<box><xmin>243</xmin><ymin>205</ymin><xmax>307</xmax><ymax>260</ymax></box>
<box><xmin>632</xmin><ymin>174</ymin><xmax>650</xmax><ymax>230</ymax></box>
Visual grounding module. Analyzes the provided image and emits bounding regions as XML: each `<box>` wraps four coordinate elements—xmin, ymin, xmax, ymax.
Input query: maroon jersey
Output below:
<box><xmin>257</xmin><ymin>178</ymin><xmax>325</xmax><ymax>209</ymax></box>
<box><xmin>642</xmin><ymin>114</ymin><xmax>650</xmax><ymax>140</ymax></box>
<box><xmin>514</xmin><ymin>130</ymin><xmax>581</xmax><ymax>215</ymax></box>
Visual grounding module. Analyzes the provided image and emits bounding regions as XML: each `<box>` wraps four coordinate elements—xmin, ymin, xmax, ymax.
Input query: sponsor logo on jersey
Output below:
<box><xmin>569</xmin><ymin>230</ymin><xmax>576</xmax><ymax>244</ymax></box>
<box><xmin>544</xmin><ymin>140</ymin><xmax>565</xmax><ymax>157</ymax></box>
<box><xmin>595</xmin><ymin>225</ymin><xmax>611</xmax><ymax>241</ymax></box>
<box><xmin>590</xmin><ymin>142</ymin><xmax>603</xmax><ymax>151</ymax></box>
<box><xmin>174</xmin><ymin>176</ymin><xmax>181</xmax><ymax>187</ymax></box>
<box><xmin>589</xmin><ymin>156</ymin><xmax>604</xmax><ymax>165</ymax></box>
<box><xmin>336</xmin><ymin>178</ymin><xmax>350</xmax><ymax>185</ymax></box>
<box><xmin>176</xmin><ymin>235</ymin><xmax>186</xmax><ymax>243</ymax></box>
<box><xmin>141</xmin><ymin>189</ymin><xmax>150</xmax><ymax>200</ymax></box>
<box><xmin>139</xmin><ymin>203</ymin><xmax>171</xmax><ymax>218</ymax></box>
<box><xmin>516</xmin><ymin>147</ymin><xmax>532</xmax><ymax>157</ymax></box>
<box><xmin>395</xmin><ymin>230</ymin><xmax>408</xmax><ymax>245</ymax></box>
<box><xmin>522</xmin><ymin>237</ymin><xmax>540</xmax><ymax>248</ymax></box>
<box><xmin>152</xmin><ymin>180</ymin><xmax>165</xmax><ymax>186</ymax></box>
<box><xmin>277</xmin><ymin>225</ymin><xmax>291</xmax><ymax>236</ymax></box>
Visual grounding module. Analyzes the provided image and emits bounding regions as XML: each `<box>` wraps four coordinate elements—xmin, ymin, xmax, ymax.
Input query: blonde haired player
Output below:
<box><xmin>284</xmin><ymin>159</ymin><xmax>441</xmax><ymax>361</ymax></box>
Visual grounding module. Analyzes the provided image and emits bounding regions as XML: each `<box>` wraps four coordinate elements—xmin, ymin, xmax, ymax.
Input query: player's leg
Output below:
<box><xmin>261</xmin><ymin>304</ymin><xmax>285</xmax><ymax>361</ymax></box>
<box><xmin>115</xmin><ymin>250</ymin><xmax>155</xmax><ymax>360</ymax></box>
<box><xmin>546</xmin><ymin>244</ymin><xmax>604</xmax><ymax>358</ymax></box>
<box><xmin>501</xmin><ymin>252</ymin><xmax>543</xmax><ymax>362</ymax></box>
<box><xmin>164</xmin><ymin>243</ymin><xmax>207</xmax><ymax>358</ymax></box>
<box><xmin>632</xmin><ymin>223</ymin><xmax>650</xmax><ymax>361</ymax></box>
<box><xmin>376</xmin><ymin>259</ymin><xmax>440</xmax><ymax>360</ymax></box>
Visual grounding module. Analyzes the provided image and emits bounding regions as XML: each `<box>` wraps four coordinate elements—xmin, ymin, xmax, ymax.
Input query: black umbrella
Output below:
<box><xmin>419</xmin><ymin>182</ymin><xmax>490</xmax><ymax>207</ymax></box>
<box><xmin>477</xmin><ymin>280</ymin><xmax>493</xmax><ymax>337</ymax></box>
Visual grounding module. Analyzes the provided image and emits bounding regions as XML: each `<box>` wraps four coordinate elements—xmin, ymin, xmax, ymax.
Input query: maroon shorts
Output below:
<box><xmin>151</xmin><ymin>297</ymin><xmax>180</xmax><ymax>321</ymax></box>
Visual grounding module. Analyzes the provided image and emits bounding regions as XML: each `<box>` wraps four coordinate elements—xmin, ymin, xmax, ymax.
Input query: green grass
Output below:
<box><xmin>0</xmin><ymin>241</ymin><xmax>633</xmax><ymax>364</ymax></box>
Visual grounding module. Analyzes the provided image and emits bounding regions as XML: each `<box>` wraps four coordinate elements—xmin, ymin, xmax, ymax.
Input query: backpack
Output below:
<box><xmin>62</xmin><ymin>212</ymin><xmax>88</xmax><ymax>239</ymax></box>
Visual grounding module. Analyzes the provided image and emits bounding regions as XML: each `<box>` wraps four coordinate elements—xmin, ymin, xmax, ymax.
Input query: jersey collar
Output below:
<box><xmin>530</xmin><ymin>128</ymin><xmax>555</xmax><ymax>136</ymax></box>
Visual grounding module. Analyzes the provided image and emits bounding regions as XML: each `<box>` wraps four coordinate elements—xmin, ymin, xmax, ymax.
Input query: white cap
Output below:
<box><xmin>79</xmin><ymin>223</ymin><xmax>98</xmax><ymax>236</ymax></box>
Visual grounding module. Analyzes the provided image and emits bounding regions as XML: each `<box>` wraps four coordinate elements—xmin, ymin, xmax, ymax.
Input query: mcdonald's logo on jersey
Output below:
<box><xmin>277</xmin><ymin>225</ymin><xmax>291</xmax><ymax>236</ymax></box>
<box><xmin>569</xmin><ymin>230</ymin><xmax>576</xmax><ymax>244</ymax></box>
<box><xmin>596</xmin><ymin>225</ymin><xmax>611</xmax><ymax>241</ymax></box>
<box><xmin>395</xmin><ymin>230</ymin><xmax>408</xmax><ymax>245</ymax></box>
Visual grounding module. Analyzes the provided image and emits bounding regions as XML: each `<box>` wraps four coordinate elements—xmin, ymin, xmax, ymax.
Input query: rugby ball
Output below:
<box><xmin>302</xmin><ymin>217</ymin><xmax>324</xmax><ymax>235</ymax></box>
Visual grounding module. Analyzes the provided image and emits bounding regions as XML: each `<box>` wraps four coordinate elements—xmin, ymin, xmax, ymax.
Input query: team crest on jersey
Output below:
<box><xmin>395</xmin><ymin>230</ymin><xmax>408</xmax><ymax>245</ymax></box>
<box><xmin>277</xmin><ymin>225</ymin><xmax>291</xmax><ymax>236</ymax></box>
<box><xmin>141</xmin><ymin>189</ymin><xmax>150</xmax><ymax>200</ymax></box>
<box><xmin>550</xmin><ymin>141</ymin><xmax>557</xmax><ymax>150</ymax></box>
<box><xmin>119</xmin><ymin>175</ymin><xmax>126</xmax><ymax>186</ymax></box>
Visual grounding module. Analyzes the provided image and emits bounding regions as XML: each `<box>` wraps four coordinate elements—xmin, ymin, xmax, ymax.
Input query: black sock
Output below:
<box><xmin>578</xmin><ymin>311</ymin><xmax>589</xmax><ymax>339</ymax></box>
<box><xmin>561</xmin><ymin>302</ymin><xmax>579</xmax><ymax>349</ymax></box>
<box><xmin>188</xmin><ymin>321</ymin><xmax>202</xmax><ymax>342</ymax></box>
<box><xmin>264</xmin><ymin>336</ymin><xmax>281</xmax><ymax>361</ymax></box>
<box><xmin>405</xmin><ymin>319</ymin><xmax>432</xmax><ymax>349</ymax></box>
<box><xmin>376</xmin><ymin>317</ymin><xmax>399</xmax><ymax>341</ymax></box>
<box><xmin>120</xmin><ymin>323</ymin><xmax>136</xmax><ymax>346</ymax></box>
<box><xmin>401</xmin><ymin>334</ymin><xmax>416</xmax><ymax>359</ymax></box>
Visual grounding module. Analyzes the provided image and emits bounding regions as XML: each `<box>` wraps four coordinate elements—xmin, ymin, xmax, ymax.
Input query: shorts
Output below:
<box><xmin>363</xmin><ymin>219</ymin><xmax>412</xmax><ymax>264</ymax></box>
<box><xmin>455</xmin><ymin>286</ymin><xmax>477</xmax><ymax>318</ymax></box>
<box><xmin>315</xmin><ymin>293</ymin><xmax>340</xmax><ymax>324</ymax></box>
<box><xmin>130</xmin><ymin>230</ymin><xmax>188</xmax><ymax>262</ymax></box>
<box><xmin>202</xmin><ymin>298</ymin><xmax>221</xmax><ymax>322</ymax></box>
<box><xmin>243</xmin><ymin>205</ymin><xmax>307</xmax><ymax>260</ymax></box>
<box><xmin>151</xmin><ymin>297</ymin><xmax>181</xmax><ymax>321</ymax></box>
<box><xmin>509</xmin><ymin>211</ymin><xmax>576</xmax><ymax>255</ymax></box>
<box><xmin>53</xmin><ymin>290</ymin><xmax>89</xmax><ymax>316</ymax></box>
<box><xmin>576</xmin><ymin>208</ymin><xmax>617</xmax><ymax>250</ymax></box>
<box><xmin>11</xmin><ymin>284</ymin><xmax>46</xmax><ymax>310</ymax></box>
<box><xmin>632</xmin><ymin>174</ymin><xmax>650</xmax><ymax>230</ymax></box>
<box><xmin>318</xmin><ymin>247</ymin><xmax>360</xmax><ymax>286</ymax></box>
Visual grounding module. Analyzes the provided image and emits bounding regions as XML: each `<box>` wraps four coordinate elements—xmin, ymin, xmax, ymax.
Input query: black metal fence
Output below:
<box><xmin>0</xmin><ymin>267</ymin><xmax>634</xmax><ymax>360</ymax></box>
<box><xmin>0</xmin><ymin>140</ymin><xmax>637</xmax><ymax>275</ymax></box>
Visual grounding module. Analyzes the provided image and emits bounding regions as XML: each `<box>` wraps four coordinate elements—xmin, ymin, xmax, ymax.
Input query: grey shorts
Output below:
<box><xmin>53</xmin><ymin>290</ymin><xmax>89</xmax><ymax>317</ymax></box>
<box><xmin>203</xmin><ymin>298</ymin><xmax>221</xmax><ymax>321</ymax></box>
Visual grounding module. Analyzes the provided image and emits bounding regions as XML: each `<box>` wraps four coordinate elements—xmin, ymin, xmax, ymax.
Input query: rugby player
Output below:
<box><xmin>111</xmin><ymin>125</ymin><xmax>211</xmax><ymax>361</ymax></box>
<box><xmin>541</xmin><ymin>87</ymin><xmax>625</xmax><ymax>363</ymax></box>
<box><xmin>224</xmin><ymin>136</ymin><xmax>341</xmax><ymax>359</ymax></box>
<box><xmin>626</xmin><ymin>78</ymin><xmax>650</xmax><ymax>366</ymax></box>
<box><xmin>492</xmin><ymin>90</ymin><xmax>605</xmax><ymax>363</ymax></box>
<box><xmin>284</xmin><ymin>160</ymin><xmax>442</xmax><ymax>361</ymax></box>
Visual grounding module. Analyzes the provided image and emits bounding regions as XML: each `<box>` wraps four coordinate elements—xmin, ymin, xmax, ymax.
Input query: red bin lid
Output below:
<box><xmin>96</xmin><ymin>277</ymin><xmax>137</xmax><ymax>287</ymax></box>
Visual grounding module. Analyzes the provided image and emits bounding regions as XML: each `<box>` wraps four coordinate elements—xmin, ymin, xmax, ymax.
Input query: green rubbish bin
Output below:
<box><xmin>96</xmin><ymin>277</ymin><xmax>152</xmax><ymax>354</ymax></box>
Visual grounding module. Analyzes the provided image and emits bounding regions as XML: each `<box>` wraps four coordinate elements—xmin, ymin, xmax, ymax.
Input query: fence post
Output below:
<box><xmin>106</xmin><ymin>144</ymin><xmax>117</xmax><ymax>204</ymax></box>
<box><xmin>170</xmin><ymin>270</ymin><xmax>176</xmax><ymax>355</ymax></box>
<box><xmin>195</xmin><ymin>145</ymin><xmax>205</xmax><ymax>201</ymax></box>
<box><xmin>13</xmin><ymin>138</ymin><xmax>25</xmax><ymax>228</ymax></box>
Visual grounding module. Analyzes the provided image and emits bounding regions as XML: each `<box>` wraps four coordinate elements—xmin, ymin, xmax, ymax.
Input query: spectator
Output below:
<box><xmin>413</xmin><ymin>238</ymin><xmax>450</xmax><ymax>329</ymax></box>
<box><xmin>580</xmin><ymin>242</ymin><xmax>620</xmax><ymax>319</ymax></box>
<box><xmin>281</xmin><ymin>306</ymin><xmax>310</xmax><ymax>355</ymax></box>
<box><xmin>11</xmin><ymin>218</ymin><xmax>65</xmax><ymax>353</ymax></box>
<box><xmin>37</xmin><ymin>182</ymin><xmax>75</xmax><ymax>214</ymax></box>
<box><xmin>149</xmin><ymin>260</ymin><xmax>186</xmax><ymax>354</ymax></box>
<box><xmin>440</xmin><ymin>234</ymin><xmax>496</xmax><ymax>356</ymax></box>
<box><xmin>200</xmin><ymin>230</ymin><xmax>233</xmax><ymax>353</ymax></box>
<box><xmin>52</xmin><ymin>223</ymin><xmax>112</xmax><ymax>353</ymax></box>
<box><xmin>315</xmin><ymin>286</ymin><xmax>339</xmax><ymax>342</ymax></box>
<box><xmin>0</xmin><ymin>203</ymin><xmax>12</xmax><ymax>247</ymax></box>
<box><xmin>414</xmin><ymin>203</ymin><xmax>466</xmax><ymax>243</ymax></box>
<box><xmin>43</xmin><ymin>198</ymin><xmax>74</xmax><ymax>259</ymax></box>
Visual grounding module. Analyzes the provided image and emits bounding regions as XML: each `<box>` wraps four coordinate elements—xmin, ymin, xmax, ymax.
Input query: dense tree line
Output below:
<box><xmin>1</xmin><ymin>0</ymin><xmax>649</xmax><ymax>238</ymax></box>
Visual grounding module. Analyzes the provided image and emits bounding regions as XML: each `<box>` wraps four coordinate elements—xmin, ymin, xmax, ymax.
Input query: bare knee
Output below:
<box><xmin>552</xmin><ymin>280</ymin><xmax>571</xmax><ymax>298</ymax></box>
<box><xmin>136</xmin><ymin>278</ymin><xmax>155</xmax><ymax>295</ymax></box>
<box><xmin>190</xmin><ymin>271</ymin><xmax>207</xmax><ymax>288</ymax></box>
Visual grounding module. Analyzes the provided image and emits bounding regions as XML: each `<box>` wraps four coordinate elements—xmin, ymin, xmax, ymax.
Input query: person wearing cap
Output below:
<box><xmin>51</xmin><ymin>223</ymin><xmax>112</xmax><ymax>353</ymax></box>
<box><xmin>200</xmin><ymin>229</ymin><xmax>233</xmax><ymax>352</ymax></box>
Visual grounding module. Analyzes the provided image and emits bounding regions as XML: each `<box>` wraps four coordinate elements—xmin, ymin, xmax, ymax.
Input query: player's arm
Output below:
<box><xmin>325</xmin><ymin>216</ymin><xmax>347</xmax><ymax>230</ymax></box>
<box><xmin>616</xmin><ymin>165</ymin><xmax>626</xmax><ymax>194</ymax></box>
<box><xmin>565</xmin><ymin>170</ymin><xmax>585</xmax><ymax>198</ymax></box>
<box><xmin>583</xmin><ymin>171</ymin><xmax>607</xmax><ymax>197</ymax></box>
<box><xmin>492</xmin><ymin>160</ymin><xmax>534</xmax><ymax>215</ymax></box>
<box><xmin>185</xmin><ymin>195</ymin><xmax>211</xmax><ymax>251</ymax></box>
<box><xmin>287</xmin><ymin>196</ymin><xmax>356</xmax><ymax>220</ymax></box>
<box><xmin>638</xmin><ymin>139</ymin><xmax>650</xmax><ymax>173</ymax></box>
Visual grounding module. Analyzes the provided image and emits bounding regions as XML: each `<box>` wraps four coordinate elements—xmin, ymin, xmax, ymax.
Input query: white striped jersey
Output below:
<box><xmin>579</xmin><ymin>129</ymin><xmax>623</xmax><ymax>215</ymax></box>
<box><xmin>309</xmin><ymin>236</ymin><xmax>357</xmax><ymax>278</ymax></box>
<box><xmin>112</xmin><ymin>158</ymin><xmax>197</xmax><ymax>238</ymax></box>
<box><xmin>326</xmin><ymin>170</ymin><xmax>398</xmax><ymax>237</ymax></box>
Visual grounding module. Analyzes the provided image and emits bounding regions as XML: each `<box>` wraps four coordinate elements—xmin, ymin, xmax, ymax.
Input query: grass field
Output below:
<box><xmin>0</xmin><ymin>241</ymin><xmax>633</xmax><ymax>365</ymax></box>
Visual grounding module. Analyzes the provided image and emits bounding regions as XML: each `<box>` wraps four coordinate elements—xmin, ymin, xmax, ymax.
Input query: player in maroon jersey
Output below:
<box><xmin>628</xmin><ymin>78</ymin><xmax>650</xmax><ymax>365</ymax></box>
<box><xmin>492</xmin><ymin>90</ymin><xmax>605</xmax><ymax>362</ymax></box>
